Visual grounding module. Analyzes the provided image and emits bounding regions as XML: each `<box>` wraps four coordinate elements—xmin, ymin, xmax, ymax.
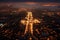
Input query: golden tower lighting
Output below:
<box><xmin>21</xmin><ymin>11</ymin><xmax>40</xmax><ymax>35</ymax></box>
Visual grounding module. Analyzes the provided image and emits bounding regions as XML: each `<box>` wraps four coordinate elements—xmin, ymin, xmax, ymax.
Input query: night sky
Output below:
<box><xmin>0</xmin><ymin>0</ymin><xmax>60</xmax><ymax>2</ymax></box>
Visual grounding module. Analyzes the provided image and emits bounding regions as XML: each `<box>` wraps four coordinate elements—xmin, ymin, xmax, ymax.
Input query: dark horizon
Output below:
<box><xmin>0</xmin><ymin>0</ymin><xmax>60</xmax><ymax>3</ymax></box>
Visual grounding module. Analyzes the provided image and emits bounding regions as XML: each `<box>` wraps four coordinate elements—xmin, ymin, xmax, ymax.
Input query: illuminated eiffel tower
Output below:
<box><xmin>21</xmin><ymin>11</ymin><xmax>40</xmax><ymax>35</ymax></box>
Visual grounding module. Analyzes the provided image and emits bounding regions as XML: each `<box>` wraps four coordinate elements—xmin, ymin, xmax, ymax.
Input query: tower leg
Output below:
<box><xmin>24</xmin><ymin>23</ymin><xmax>28</xmax><ymax>34</ymax></box>
<box><xmin>30</xmin><ymin>23</ymin><xmax>33</xmax><ymax>35</ymax></box>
